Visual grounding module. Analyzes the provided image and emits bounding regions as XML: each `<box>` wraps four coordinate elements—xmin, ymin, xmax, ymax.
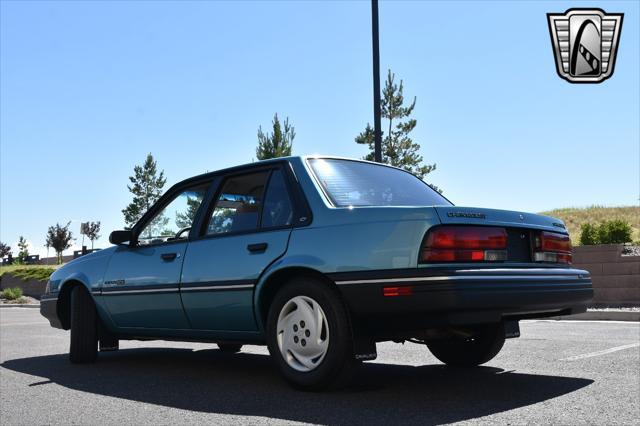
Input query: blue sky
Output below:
<box><xmin>1</xmin><ymin>0</ymin><xmax>638</xmax><ymax>257</ymax></box>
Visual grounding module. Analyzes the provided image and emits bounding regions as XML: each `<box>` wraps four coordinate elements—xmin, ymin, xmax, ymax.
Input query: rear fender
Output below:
<box><xmin>253</xmin><ymin>255</ymin><xmax>330</xmax><ymax>332</ymax></box>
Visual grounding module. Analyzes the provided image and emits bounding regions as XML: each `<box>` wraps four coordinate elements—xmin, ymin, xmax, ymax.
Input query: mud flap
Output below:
<box><xmin>354</xmin><ymin>336</ymin><xmax>377</xmax><ymax>360</ymax></box>
<box><xmin>503</xmin><ymin>320</ymin><xmax>520</xmax><ymax>339</ymax></box>
<box><xmin>99</xmin><ymin>336</ymin><xmax>119</xmax><ymax>351</ymax></box>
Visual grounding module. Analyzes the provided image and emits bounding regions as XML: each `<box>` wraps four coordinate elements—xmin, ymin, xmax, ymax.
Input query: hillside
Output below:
<box><xmin>0</xmin><ymin>265</ymin><xmax>58</xmax><ymax>282</ymax></box>
<box><xmin>540</xmin><ymin>206</ymin><xmax>640</xmax><ymax>245</ymax></box>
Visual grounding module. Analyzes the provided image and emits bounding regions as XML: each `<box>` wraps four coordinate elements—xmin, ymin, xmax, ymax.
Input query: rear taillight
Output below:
<box><xmin>420</xmin><ymin>226</ymin><xmax>508</xmax><ymax>263</ymax></box>
<box><xmin>533</xmin><ymin>231</ymin><xmax>572</xmax><ymax>264</ymax></box>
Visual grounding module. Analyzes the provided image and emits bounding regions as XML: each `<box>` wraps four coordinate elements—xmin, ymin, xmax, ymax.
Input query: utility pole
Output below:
<box><xmin>371</xmin><ymin>0</ymin><xmax>382</xmax><ymax>163</ymax></box>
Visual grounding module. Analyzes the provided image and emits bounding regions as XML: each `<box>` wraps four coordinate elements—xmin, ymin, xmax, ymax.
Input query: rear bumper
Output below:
<box><xmin>331</xmin><ymin>267</ymin><xmax>592</xmax><ymax>330</ymax></box>
<box><xmin>40</xmin><ymin>296</ymin><xmax>63</xmax><ymax>329</ymax></box>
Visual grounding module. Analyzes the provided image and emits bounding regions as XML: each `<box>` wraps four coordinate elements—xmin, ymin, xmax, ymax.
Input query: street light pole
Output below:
<box><xmin>371</xmin><ymin>0</ymin><xmax>382</xmax><ymax>163</ymax></box>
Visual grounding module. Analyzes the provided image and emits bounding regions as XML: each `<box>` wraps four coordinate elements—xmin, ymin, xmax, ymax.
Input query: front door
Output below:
<box><xmin>102</xmin><ymin>182</ymin><xmax>210</xmax><ymax>329</ymax></box>
<box><xmin>181</xmin><ymin>168</ymin><xmax>295</xmax><ymax>331</ymax></box>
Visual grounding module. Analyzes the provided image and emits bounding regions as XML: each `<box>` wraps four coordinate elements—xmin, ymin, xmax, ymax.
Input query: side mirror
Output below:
<box><xmin>109</xmin><ymin>230</ymin><xmax>133</xmax><ymax>245</ymax></box>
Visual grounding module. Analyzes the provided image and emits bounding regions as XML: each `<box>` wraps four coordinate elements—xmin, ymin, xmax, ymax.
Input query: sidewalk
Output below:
<box><xmin>548</xmin><ymin>308</ymin><xmax>640</xmax><ymax>322</ymax></box>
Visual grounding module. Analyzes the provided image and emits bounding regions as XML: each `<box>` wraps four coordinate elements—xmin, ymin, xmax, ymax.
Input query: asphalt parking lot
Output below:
<box><xmin>1</xmin><ymin>308</ymin><xmax>638</xmax><ymax>425</ymax></box>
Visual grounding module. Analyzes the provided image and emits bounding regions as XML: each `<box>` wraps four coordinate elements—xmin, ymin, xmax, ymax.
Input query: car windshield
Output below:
<box><xmin>308</xmin><ymin>158</ymin><xmax>452</xmax><ymax>207</ymax></box>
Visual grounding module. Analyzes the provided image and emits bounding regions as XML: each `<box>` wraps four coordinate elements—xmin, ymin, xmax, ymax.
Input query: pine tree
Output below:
<box><xmin>175</xmin><ymin>196</ymin><xmax>202</xmax><ymax>229</ymax></box>
<box><xmin>256</xmin><ymin>114</ymin><xmax>295</xmax><ymax>160</ymax></box>
<box><xmin>356</xmin><ymin>70</ymin><xmax>439</xmax><ymax>191</ymax></box>
<box><xmin>45</xmin><ymin>222</ymin><xmax>74</xmax><ymax>264</ymax></box>
<box><xmin>122</xmin><ymin>153</ymin><xmax>167</xmax><ymax>228</ymax></box>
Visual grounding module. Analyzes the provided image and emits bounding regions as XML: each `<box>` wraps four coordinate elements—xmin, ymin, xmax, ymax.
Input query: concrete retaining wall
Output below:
<box><xmin>573</xmin><ymin>244</ymin><xmax>640</xmax><ymax>307</ymax></box>
<box><xmin>0</xmin><ymin>274</ymin><xmax>47</xmax><ymax>299</ymax></box>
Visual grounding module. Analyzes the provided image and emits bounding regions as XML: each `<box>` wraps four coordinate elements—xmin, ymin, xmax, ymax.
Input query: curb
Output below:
<box><xmin>0</xmin><ymin>304</ymin><xmax>40</xmax><ymax>309</ymax></box>
<box><xmin>548</xmin><ymin>310</ymin><xmax>639</xmax><ymax>322</ymax></box>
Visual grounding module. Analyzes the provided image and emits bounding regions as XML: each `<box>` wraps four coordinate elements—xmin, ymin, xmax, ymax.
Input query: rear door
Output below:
<box><xmin>180</xmin><ymin>166</ymin><xmax>298</xmax><ymax>331</ymax></box>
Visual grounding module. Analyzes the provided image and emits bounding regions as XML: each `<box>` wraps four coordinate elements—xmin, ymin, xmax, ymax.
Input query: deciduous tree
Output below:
<box><xmin>17</xmin><ymin>236</ymin><xmax>29</xmax><ymax>263</ymax></box>
<box><xmin>46</xmin><ymin>222</ymin><xmax>74</xmax><ymax>264</ymax></box>
<box><xmin>0</xmin><ymin>242</ymin><xmax>11</xmax><ymax>259</ymax></box>
<box><xmin>86</xmin><ymin>221</ymin><xmax>101</xmax><ymax>249</ymax></box>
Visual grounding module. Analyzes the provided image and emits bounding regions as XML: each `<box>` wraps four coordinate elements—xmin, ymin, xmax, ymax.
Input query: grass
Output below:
<box><xmin>540</xmin><ymin>205</ymin><xmax>640</xmax><ymax>245</ymax></box>
<box><xmin>0</xmin><ymin>265</ymin><xmax>58</xmax><ymax>282</ymax></box>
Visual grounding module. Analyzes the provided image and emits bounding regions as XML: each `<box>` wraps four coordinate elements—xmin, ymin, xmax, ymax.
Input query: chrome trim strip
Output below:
<box><xmin>101</xmin><ymin>288</ymin><xmax>178</xmax><ymax>295</ymax></box>
<box><xmin>454</xmin><ymin>268</ymin><xmax>584</xmax><ymax>274</ymax></box>
<box><xmin>40</xmin><ymin>297</ymin><xmax>58</xmax><ymax>301</ymax></box>
<box><xmin>335</xmin><ymin>274</ymin><xmax>587</xmax><ymax>285</ymax></box>
<box><xmin>180</xmin><ymin>284</ymin><xmax>254</xmax><ymax>291</ymax></box>
<box><xmin>100</xmin><ymin>284</ymin><xmax>254</xmax><ymax>295</ymax></box>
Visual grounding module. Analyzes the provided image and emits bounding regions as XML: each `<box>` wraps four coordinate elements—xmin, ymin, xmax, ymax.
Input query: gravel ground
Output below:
<box><xmin>1</xmin><ymin>309</ymin><xmax>639</xmax><ymax>425</ymax></box>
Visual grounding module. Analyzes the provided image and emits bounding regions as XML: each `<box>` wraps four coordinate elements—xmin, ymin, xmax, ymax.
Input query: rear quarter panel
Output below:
<box><xmin>248</xmin><ymin>160</ymin><xmax>444</xmax><ymax>330</ymax></box>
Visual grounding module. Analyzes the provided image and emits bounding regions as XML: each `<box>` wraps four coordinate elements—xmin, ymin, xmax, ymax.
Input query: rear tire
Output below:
<box><xmin>427</xmin><ymin>324</ymin><xmax>505</xmax><ymax>367</ymax></box>
<box><xmin>69</xmin><ymin>286</ymin><xmax>98</xmax><ymax>363</ymax></box>
<box><xmin>217</xmin><ymin>343</ymin><xmax>242</xmax><ymax>353</ymax></box>
<box><xmin>266</xmin><ymin>277</ymin><xmax>359</xmax><ymax>390</ymax></box>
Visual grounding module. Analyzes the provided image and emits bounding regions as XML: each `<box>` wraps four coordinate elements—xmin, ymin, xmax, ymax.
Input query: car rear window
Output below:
<box><xmin>308</xmin><ymin>158</ymin><xmax>451</xmax><ymax>207</ymax></box>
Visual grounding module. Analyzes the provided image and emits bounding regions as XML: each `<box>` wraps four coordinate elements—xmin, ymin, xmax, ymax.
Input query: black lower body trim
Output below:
<box><xmin>329</xmin><ymin>266</ymin><xmax>593</xmax><ymax>334</ymax></box>
<box><xmin>40</xmin><ymin>297</ymin><xmax>63</xmax><ymax>329</ymax></box>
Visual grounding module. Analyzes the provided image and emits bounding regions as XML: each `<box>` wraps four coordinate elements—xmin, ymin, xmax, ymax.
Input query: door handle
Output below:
<box><xmin>161</xmin><ymin>252</ymin><xmax>178</xmax><ymax>261</ymax></box>
<box><xmin>247</xmin><ymin>243</ymin><xmax>268</xmax><ymax>253</ymax></box>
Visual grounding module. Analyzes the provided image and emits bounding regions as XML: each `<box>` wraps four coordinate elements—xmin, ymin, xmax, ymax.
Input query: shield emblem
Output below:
<box><xmin>547</xmin><ymin>8</ymin><xmax>623</xmax><ymax>83</ymax></box>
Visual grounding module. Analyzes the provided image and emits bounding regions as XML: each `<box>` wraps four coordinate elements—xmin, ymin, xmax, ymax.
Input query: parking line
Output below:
<box><xmin>0</xmin><ymin>321</ymin><xmax>49</xmax><ymax>326</ymax></box>
<box><xmin>526</xmin><ymin>320</ymin><xmax>639</xmax><ymax>325</ymax></box>
<box><xmin>560</xmin><ymin>342</ymin><xmax>640</xmax><ymax>361</ymax></box>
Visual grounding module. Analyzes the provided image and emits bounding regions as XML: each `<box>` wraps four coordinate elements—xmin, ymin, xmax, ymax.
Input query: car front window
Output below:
<box><xmin>308</xmin><ymin>158</ymin><xmax>451</xmax><ymax>207</ymax></box>
<box><xmin>138</xmin><ymin>183</ymin><xmax>209</xmax><ymax>245</ymax></box>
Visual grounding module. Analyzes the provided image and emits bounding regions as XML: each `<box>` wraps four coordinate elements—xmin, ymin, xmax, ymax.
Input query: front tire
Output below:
<box><xmin>69</xmin><ymin>286</ymin><xmax>98</xmax><ymax>363</ymax></box>
<box><xmin>266</xmin><ymin>277</ymin><xmax>358</xmax><ymax>390</ymax></box>
<box><xmin>426</xmin><ymin>324</ymin><xmax>505</xmax><ymax>367</ymax></box>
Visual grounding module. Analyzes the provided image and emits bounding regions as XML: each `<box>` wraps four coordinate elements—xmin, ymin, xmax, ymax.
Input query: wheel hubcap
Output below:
<box><xmin>276</xmin><ymin>295</ymin><xmax>329</xmax><ymax>372</ymax></box>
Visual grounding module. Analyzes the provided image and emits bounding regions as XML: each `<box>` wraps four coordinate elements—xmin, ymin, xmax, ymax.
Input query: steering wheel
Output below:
<box><xmin>174</xmin><ymin>227</ymin><xmax>191</xmax><ymax>240</ymax></box>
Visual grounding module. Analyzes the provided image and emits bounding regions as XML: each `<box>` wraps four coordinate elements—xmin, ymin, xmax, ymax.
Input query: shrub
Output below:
<box><xmin>599</xmin><ymin>219</ymin><xmax>633</xmax><ymax>244</ymax></box>
<box><xmin>580</xmin><ymin>223</ymin><xmax>599</xmax><ymax>245</ymax></box>
<box><xmin>579</xmin><ymin>219</ymin><xmax>633</xmax><ymax>245</ymax></box>
<box><xmin>2</xmin><ymin>287</ymin><xmax>23</xmax><ymax>300</ymax></box>
<box><xmin>12</xmin><ymin>267</ymin><xmax>55</xmax><ymax>282</ymax></box>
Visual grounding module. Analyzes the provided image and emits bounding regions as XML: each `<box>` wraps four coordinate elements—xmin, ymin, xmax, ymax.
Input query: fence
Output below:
<box><xmin>573</xmin><ymin>244</ymin><xmax>640</xmax><ymax>307</ymax></box>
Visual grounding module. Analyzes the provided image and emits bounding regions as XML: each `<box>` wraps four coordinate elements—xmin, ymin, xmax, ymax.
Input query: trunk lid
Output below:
<box><xmin>432</xmin><ymin>207</ymin><xmax>569</xmax><ymax>264</ymax></box>
<box><xmin>433</xmin><ymin>206</ymin><xmax>567</xmax><ymax>234</ymax></box>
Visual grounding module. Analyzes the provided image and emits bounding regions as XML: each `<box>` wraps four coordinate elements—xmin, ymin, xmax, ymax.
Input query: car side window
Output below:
<box><xmin>261</xmin><ymin>169</ymin><xmax>293</xmax><ymax>228</ymax></box>
<box><xmin>206</xmin><ymin>171</ymin><xmax>269</xmax><ymax>235</ymax></box>
<box><xmin>138</xmin><ymin>183</ymin><xmax>210</xmax><ymax>246</ymax></box>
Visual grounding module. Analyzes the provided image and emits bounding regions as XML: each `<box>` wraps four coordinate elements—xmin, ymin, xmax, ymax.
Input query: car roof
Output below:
<box><xmin>173</xmin><ymin>155</ymin><xmax>409</xmax><ymax>189</ymax></box>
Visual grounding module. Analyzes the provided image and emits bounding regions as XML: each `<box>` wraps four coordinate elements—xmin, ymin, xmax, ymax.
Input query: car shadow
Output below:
<box><xmin>2</xmin><ymin>348</ymin><xmax>593</xmax><ymax>425</ymax></box>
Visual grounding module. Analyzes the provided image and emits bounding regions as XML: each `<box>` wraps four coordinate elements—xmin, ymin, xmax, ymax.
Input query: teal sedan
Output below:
<box><xmin>41</xmin><ymin>156</ymin><xmax>592</xmax><ymax>389</ymax></box>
